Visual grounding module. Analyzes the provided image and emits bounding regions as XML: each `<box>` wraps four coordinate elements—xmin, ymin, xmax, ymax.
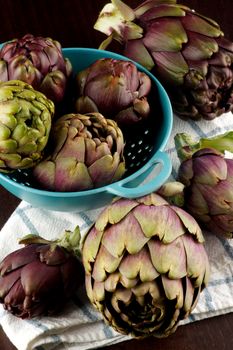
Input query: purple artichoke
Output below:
<box><xmin>175</xmin><ymin>131</ymin><xmax>233</xmax><ymax>238</ymax></box>
<box><xmin>94</xmin><ymin>0</ymin><xmax>233</xmax><ymax>120</ymax></box>
<box><xmin>33</xmin><ymin>112</ymin><xmax>126</xmax><ymax>191</ymax></box>
<box><xmin>0</xmin><ymin>34</ymin><xmax>72</xmax><ymax>103</ymax></box>
<box><xmin>82</xmin><ymin>190</ymin><xmax>210</xmax><ymax>338</ymax></box>
<box><xmin>75</xmin><ymin>58</ymin><xmax>152</xmax><ymax>128</ymax></box>
<box><xmin>0</xmin><ymin>228</ymin><xmax>83</xmax><ymax>318</ymax></box>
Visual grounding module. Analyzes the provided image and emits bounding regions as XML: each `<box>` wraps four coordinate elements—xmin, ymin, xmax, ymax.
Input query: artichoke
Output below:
<box><xmin>94</xmin><ymin>0</ymin><xmax>233</xmax><ymax>120</ymax></box>
<box><xmin>0</xmin><ymin>80</ymin><xmax>54</xmax><ymax>172</ymax></box>
<box><xmin>82</xmin><ymin>191</ymin><xmax>210</xmax><ymax>338</ymax></box>
<box><xmin>0</xmin><ymin>227</ymin><xmax>83</xmax><ymax>319</ymax></box>
<box><xmin>33</xmin><ymin>112</ymin><xmax>126</xmax><ymax>191</ymax></box>
<box><xmin>0</xmin><ymin>34</ymin><xmax>72</xmax><ymax>103</ymax></box>
<box><xmin>75</xmin><ymin>58</ymin><xmax>152</xmax><ymax>128</ymax></box>
<box><xmin>175</xmin><ymin>131</ymin><xmax>233</xmax><ymax>238</ymax></box>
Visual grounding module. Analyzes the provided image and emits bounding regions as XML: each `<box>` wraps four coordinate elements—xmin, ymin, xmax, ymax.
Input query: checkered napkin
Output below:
<box><xmin>1</xmin><ymin>112</ymin><xmax>233</xmax><ymax>350</ymax></box>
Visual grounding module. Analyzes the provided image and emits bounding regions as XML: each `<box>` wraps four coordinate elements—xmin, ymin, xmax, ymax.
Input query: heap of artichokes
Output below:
<box><xmin>0</xmin><ymin>227</ymin><xmax>83</xmax><ymax>318</ymax></box>
<box><xmin>94</xmin><ymin>0</ymin><xmax>233</xmax><ymax>120</ymax></box>
<box><xmin>0</xmin><ymin>34</ymin><xmax>72</xmax><ymax>103</ymax></box>
<box><xmin>82</xmin><ymin>191</ymin><xmax>210</xmax><ymax>338</ymax></box>
<box><xmin>175</xmin><ymin>131</ymin><xmax>233</xmax><ymax>238</ymax></box>
<box><xmin>33</xmin><ymin>112</ymin><xmax>126</xmax><ymax>191</ymax></box>
<box><xmin>0</xmin><ymin>80</ymin><xmax>54</xmax><ymax>172</ymax></box>
<box><xmin>75</xmin><ymin>58</ymin><xmax>152</xmax><ymax>128</ymax></box>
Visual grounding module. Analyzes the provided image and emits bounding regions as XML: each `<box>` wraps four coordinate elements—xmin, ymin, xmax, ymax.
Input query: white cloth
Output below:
<box><xmin>1</xmin><ymin>112</ymin><xmax>233</xmax><ymax>350</ymax></box>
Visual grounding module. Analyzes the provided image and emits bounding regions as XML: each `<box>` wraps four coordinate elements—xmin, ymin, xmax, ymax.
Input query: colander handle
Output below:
<box><xmin>106</xmin><ymin>150</ymin><xmax>172</xmax><ymax>198</ymax></box>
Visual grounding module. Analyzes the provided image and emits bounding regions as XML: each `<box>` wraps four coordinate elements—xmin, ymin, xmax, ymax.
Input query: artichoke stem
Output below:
<box><xmin>19</xmin><ymin>234</ymin><xmax>53</xmax><ymax>245</ymax></box>
<box><xmin>175</xmin><ymin>131</ymin><xmax>233</xmax><ymax>161</ymax></box>
<box><xmin>98</xmin><ymin>34</ymin><xmax>114</xmax><ymax>50</ymax></box>
<box><xmin>157</xmin><ymin>181</ymin><xmax>185</xmax><ymax>207</ymax></box>
<box><xmin>19</xmin><ymin>226</ymin><xmax>82</xmax><ymax>259</ymax></box>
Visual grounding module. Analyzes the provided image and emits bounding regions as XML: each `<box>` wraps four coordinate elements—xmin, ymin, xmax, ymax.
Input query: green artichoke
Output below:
<box><xmin>175</xmin><ymin>131</ymin><xmax>233</xmax><ymax>238</ymax></box>
<box><xmin>82</xmin><ymin>191</ymin><xmax>210</xmax><ymax>338</ymax></box>
<box><xmin>0</xmin><ymin>80</ymin><xmax>54</xmax><ymax>172</ymax></box>
<box><xmin>33</xmin><ymin>112</ymin><xmax>126</xmax><ymax>191</ymax></box>
<box><xmin>94</xmin><ymin>0</ymin><xmax>233</xmax><ymax>120</ymax></box>
<box><xmin>75</xmin><ymin>58</ymin><xmax>152</xmax><ymax>128</ymax></box>
<box><xmin>0</xmin><ymin>227</ymin><xmax>83</xmax><ymax>319</ymax></box>
<box><xmin>0</xmin><ymin>34</ymin><xmax>72</xmax><ymax>103</ymax></box>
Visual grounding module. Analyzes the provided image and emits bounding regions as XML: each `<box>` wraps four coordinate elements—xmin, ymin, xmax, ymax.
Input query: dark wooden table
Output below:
<box><xmin>0</xmin><ymin>1</ymin><xmax>233</xmax><ymax>349</ymax></box>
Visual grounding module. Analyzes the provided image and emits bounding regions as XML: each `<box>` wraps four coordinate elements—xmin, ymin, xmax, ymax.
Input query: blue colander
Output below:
<box><xmin>0</xmin><ymin>48</ymin><xmax>173</xmax><ymax>212</ymax></box>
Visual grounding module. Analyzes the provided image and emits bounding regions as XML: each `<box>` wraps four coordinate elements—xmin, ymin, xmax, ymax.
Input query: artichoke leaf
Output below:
<box><xmin>152</xmin><ymin>51</ymin><xmax>188</xmax><ymax>85</ymax></box>
<box><xmin>143</xmin><ymin>19</ymin><xmax>188</xmax><ymax>52</ymax></box>
<box><xmin>133</xmin><ymin>204</ymin><xmax>186</xmax><ymax>242</ymax></box>
<box><xmin>105</xmin><ymin>272</ymin><xmax>138</xmax><ymax>291</ymax></box>
<box><xmin>171</xmin><ymin>206</ymin><xmax>204</xmax><ymax>242</ymax></box>
<box><xmin>139</xmin><ymin>4</ymin><xmax>186</xmax><ymax>22</ymax></box>
<box><xmin>0</xmin><ymin>269</ymin><xmax>22</xmax><ymax>297</ymax></box>
<box><xmin>148</xmin><ymin>237</ymin><xmax>187</xmax><ymax>279</ymax></box>
<box><xmin>81</xmin><ymin>226</ymin><xmax>104</xmax><ymax>273</ymax></box>
<box><xmin>102</xmin><ymin>212</ymin><xmax>149</xmax><ymax>257</ymax></box>
<box><xmin>104</xmin><ymin>198</ymin><xmax>139</xmax><ymax>225</ymax></box>
<box><xmin>20</xmin><ymin>260</ymin><xmax>61</xmax><ymax>297</ymax></box>
<box><xmin>181</xmin><ymin>12</ymin><xmax>223</xmax><ymax>38</ymax></box>
<box><xmin>161</xmin><ymin>275</ymin><xmax>184</xmax><ymax>308</ymax></box>
<box><xmin>182</xmin><ymin>235</ymin><xmax>209</xmax><ymax>288</ymax></box>
<box><xmin>119</xmin><ymin>247</ymin><xmax>159</xmax><ymax>282</ymax></box>
<box><xmin>135</xmin><ymin>1</ymin><xmax>178</xmax><ymax>17</ymax></box>
<box><xmin>111</xmin><ymin>288</ymin><xmax>132</xmax><ymax>313</ymax></box>
<box><xmin>92</xmin><ymin>244</ymin><xmax>122</xmax><ymax>281</ymax></box>
<box><xmin>124</xmin><ymin>40</ymin><xmax>154</xmax><ymax>71</ymax></box>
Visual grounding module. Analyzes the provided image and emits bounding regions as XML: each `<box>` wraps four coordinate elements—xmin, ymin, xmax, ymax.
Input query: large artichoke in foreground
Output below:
<box><xmin>0</xmin><ymin>34</ymin><xmax>72</xmax><ymax>103</ymax></box>
<box><xmin>175</xmin><ymin>131</ymin><xmax>233</xmax><ymax>238</ymax></box>
<box><xmin>75</xmin><ymin>58</ymin><xmax>152</xmax><ymax>128</ymax></box>
<box><xmin>94</xmin><ymin>0</ymin><xmax>233</xmax><ymax>120</ymax></box>
<box><xmin>33</xmin><ymin>112</ymin><xmax>126</xmax><ymax>191</ymax></box>
<box><xmin>82</xmin><ymin>191</ymin><xmax>210</xmax><ymax>338</ymax></box>
<box><xmin>0</xmin><ymin>227</ymin><xmax>83</xmax><ymax>318</ymax></box>
<box><xmin>0</xmin><ymin>80</ymin><xmax>54</xmax><ymax>172</ymax></box>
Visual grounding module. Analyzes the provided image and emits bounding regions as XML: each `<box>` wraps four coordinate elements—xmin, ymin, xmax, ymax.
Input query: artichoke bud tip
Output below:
<box><xmin>112</xmin><ymin>0</ymin><xmax>135</xmax><ymax>21</ymax></box>
<box><xmin>57</xmin><ymin>226</ymin><xmax>82</xmax><ymax>259</ymax></box>
<box><xmin>94</xmin><ymin>0</ymin><xmax>140</xmax><ymax>42</ymax></box>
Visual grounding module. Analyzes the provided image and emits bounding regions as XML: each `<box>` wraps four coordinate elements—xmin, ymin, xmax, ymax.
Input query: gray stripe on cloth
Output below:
<box><xmin>28</xmin><ymin>319</ymin><xmax>62</xmax><ymax>343</ymax></box>
<box><xmin>208</xmin><ymin>275</ymin><xmax>233</xmax><ymax>287</ymax></box>
<box><xmin>78</xmin><ymin>212</ymin><xmax>94</xmax><ymax>227</ymax></box>
<box><xmin>72</xmin><ymin>294</ymin><xmax>114</xmax><ymax>338</ymax></box>
<box><xmin>217</xmin><ymin>237</ymin><xmax>233</xmax><ymax>259</ymax></box>
<box><xmin>187</xmin><ymin>120</ymin><xmax>207</xmax><ymax>138</ymax></box>
<box><xmin>16</xmin><ymin>208</ymin><xmax>39</xmax><ymax>235</ymax></box>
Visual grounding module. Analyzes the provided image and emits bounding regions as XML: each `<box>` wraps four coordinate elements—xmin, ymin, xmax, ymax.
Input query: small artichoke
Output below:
<box><xmin>82</xmin><ymin>191</ymin><xmax>210</xmax><ymax>338</ymax></box>
<box><xmin>0</xmin><ymin>80</ymin><xmax>54</xmax><ymax>172</ymax></box>
<box><xmin>0</xmin><ymin>227</ymin><xmax>83</xmax><ymax>319</ymax></box>
<box><xmin>175</xmin><ymin>131</ymin><xmax>233</xmax><ymax>238</ymax></box>
<box><xmin>94</xmin><ymin>0</ymin><xmax>233</xmax><ymax>120</ymax></box>
<box><xmin>75</xmin><ymin>58</ymin><xmax>152</xmax><ymax>128</ymax></box>
<box><xmin>0</xmin><ymin>34</ymin><xmax>72</xmax><ymax>103</ymax></box>
<box><xmin>33</xmin><ymin>112</ymin><xmax>126</xmax><ymax>191</ymax></box>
